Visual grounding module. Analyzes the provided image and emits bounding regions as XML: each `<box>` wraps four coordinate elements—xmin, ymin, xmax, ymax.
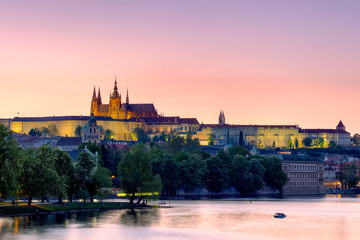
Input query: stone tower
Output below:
<box><xmin>336</xmin><ymin>120</ymin><xmax>345</xmax><ymax>131</ymax></box>
<box><xmin>219</xmin><ymin>110</ymin><xmax>225</xmax><ymax>125</ymax></box>
<box><xmin>90</xmin><ymin>86</ymin><xmax>98</xmax><ymax>116</ymax></box>
<box><xmin>109</xmin><ymin>78</ymin><xmax>122</xmax><ymax>119</ymax></box>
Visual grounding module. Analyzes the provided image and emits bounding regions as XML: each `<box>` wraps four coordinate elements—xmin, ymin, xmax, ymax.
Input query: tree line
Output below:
<box><xmin>1</xmin><ymin>124</ymin><xmax>288</xmax><ymax>204</ymax></box>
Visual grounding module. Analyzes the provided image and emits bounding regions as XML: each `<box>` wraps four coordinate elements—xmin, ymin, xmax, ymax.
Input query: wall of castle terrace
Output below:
<box><xmin>7</xmin><ymin>116</ymin><xmax>144</xmax><ymax>141</ymax></box>
<box><xmin>256</xmin><ymin>125</ymin><xmax>300</xmax><ymax>148</ymax></box>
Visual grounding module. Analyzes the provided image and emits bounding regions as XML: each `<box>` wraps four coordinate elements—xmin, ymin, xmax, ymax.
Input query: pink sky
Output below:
<box><xmin>1</xmin><ymin>0</ymin><xmax>359</xmax><ymax>134</ymax></box>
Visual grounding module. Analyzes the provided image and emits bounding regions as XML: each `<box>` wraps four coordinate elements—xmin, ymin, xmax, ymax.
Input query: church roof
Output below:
<box><xmin>126</xmin><ymin>104</ymin><xmax>156</xmax><ymax>112</ymax></box>
<box><xmin>179</xmin><ymin>118</ymin><xmax>199</xmax><ymax>124</ymax></box>
<box><xmin>337</xmin><ymin>120</ymin><xmax>345</xmax><ymax>128</ymax></box>
<box><xmin>56</xmin><ymin>137</ymin><xmax>82</xmax><ymax>146</ymax></box>
<box><xmin>300</xmin><ymin>129</ymin><xmax>349</xmax><ymax>134</ymax></box>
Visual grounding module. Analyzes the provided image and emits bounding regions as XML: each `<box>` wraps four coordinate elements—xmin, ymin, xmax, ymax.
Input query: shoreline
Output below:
<box><xmin>0</xmin><ymin>202</ymin><xmax>156</xmax><ymax>218</ymax></box>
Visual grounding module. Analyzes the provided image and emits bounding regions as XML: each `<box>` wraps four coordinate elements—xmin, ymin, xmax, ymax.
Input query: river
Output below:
<box><xmin>1</xmin><ymin>196</ymin><xmax>360</xmax><ymax>240</ymax></box>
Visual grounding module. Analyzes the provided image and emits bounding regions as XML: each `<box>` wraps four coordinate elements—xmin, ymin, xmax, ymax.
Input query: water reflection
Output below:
<box><xmin>1</xmin><ymin>199</ymin><xmax>360</xmax><ymax>240</ymax></box>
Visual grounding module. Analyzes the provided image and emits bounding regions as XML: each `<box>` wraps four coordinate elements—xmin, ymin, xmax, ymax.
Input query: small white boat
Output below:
<box><xmin>158</xmin><ymin>201</ymin><xmax>167</xmax><ymax>205</ymax></box>
<box><xmin>274</xmin><ymin>212</ymin><xmax>286</xmax><ymax>218</ymax></box>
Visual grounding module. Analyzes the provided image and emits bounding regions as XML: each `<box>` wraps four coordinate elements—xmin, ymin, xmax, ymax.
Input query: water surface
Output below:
<box><xmin>1</xmin><ymin>197</ymin><xmax>359</xmax><ymax>240</ymax></box>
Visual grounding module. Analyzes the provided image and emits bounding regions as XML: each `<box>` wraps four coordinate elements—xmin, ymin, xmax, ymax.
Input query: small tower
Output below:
<box><xmin>90</xmin><ymin>86</ymin><xmax>98</xmax><ymax>116</ymax></box>
<box><xmin>97</xmin><ymin>87</ymin><xmax>102</xmax><ymax>104</ymax></box>
<box><xmin>126</xmin><ymin>88</ymin><xmax>129</xmax><ymax>104</ymax></box>
<box><xmin>336</xmin><ymin>120</ymin><xmax>345</xmax><ymax>131</ymax></box>
<box><xmin>109</xmin><ymin>77</ymin><xmax>122</xmax><ymax>119</ymax></box>
<box><xmin>219</xmin><ymin>110</ymin><xmax>225</xmax><ymax>125</ymax></box>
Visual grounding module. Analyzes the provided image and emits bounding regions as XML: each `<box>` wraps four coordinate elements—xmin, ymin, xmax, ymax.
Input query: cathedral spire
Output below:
<box><xmin>126</xmin><ymin>88</ymin><xmax>129</xmax><ymax>104</ymax></box>
<box><xmin>97</xmin><ymin>87</ymin><xmax>102</xmax><ymax>104</ymax></box>
<box><xmin>112</xmin><ymin>76</ymin><xmax>119</xmax><ymax>97</ymax></box>
<box><xmin>92</xmin><ymin>86</ymin><xmax>97</xmax><ymax>99</ymax></box>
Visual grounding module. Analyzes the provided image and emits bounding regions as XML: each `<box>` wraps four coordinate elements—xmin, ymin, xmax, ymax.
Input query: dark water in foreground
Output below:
<box><xmin>1</xmin><ymin>197</ymin><xmax>360</xmax><ymax>240</ymax></box>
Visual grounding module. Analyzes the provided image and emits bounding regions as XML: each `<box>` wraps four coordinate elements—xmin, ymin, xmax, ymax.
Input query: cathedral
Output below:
<box><xmin>90</xmin><ymin>78</ymin><xmax>159</xmax><ymax>119</ymax></box>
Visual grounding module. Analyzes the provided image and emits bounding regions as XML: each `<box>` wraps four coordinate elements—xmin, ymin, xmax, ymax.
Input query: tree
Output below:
<box><xmin>259</xmin><ymin>156</ymin><xmax>288</xmax><ymax>190</ymax></box>
<box><xmin>294</xmin><ymin>138</ymin><xmax>299</xmax><ymax>149</ymax></box>
<box><xmin>167</xmin><ymin>135</ymin><xmax>185</xmax><ymax>154</ymax></box>
<box><xmin>159</xmin><ymin>132</ymin><xmax>167</xmax><ymax>142</ymax></box>
<box><xmin>206</xmin><ymin>156</ymin><xmax>229</xmax><ymax>193</ymax></box>
<box><xmin>352</xmin><ymin>134</ymin><xmax>360</xmax><ymax>146</ymax></box>
<box><xmin>47</xmin><ymin>124</ymin><xmax>59</xmax><ymax>137</ymax></box>
<box><xmin>104</xmin><ymin>129</ymin><xmax>114</xmax><ymax>141</ymax></box>
<box><xmin>93</xmin><ymin>166</ymin><xmax>113</xmax><ymax>188</ymax></box>
<box><xmin>228</xmin><ymin>145</ymin><xmax>249</xmax><ymax>158</ymax></box>
<box><xmin>302</xmin><ymin>138</ymin><xmax>312</xmax><ymax>148</ymax></box>
<box><xmin>28</xmin><ymin>128</ymin><xmax>41</xmax><ymax>137</ymax></box>
<box><xmin>208</xmin><ymin>133</ymin><xmax>216</xmax><ymax>146</ymax></box>
<box><xmin>118</xmin><ymin>144</ymin><xmax>162</xmax><ymax>203</ymax></box>
<box><xmin>152</xmin><ymin>135</ymin><xmax>160</xmax><ymax>142</ymax></box>
<box><xmin>75</xmin><ymin>125</ymin><xmax>82</xmax><ymax>137</ymax></box>
<box><xmin>288</xmin><ymin>139</ymin><xmax>293</xmax><ymax>149</ymax></box>
<box><xmin>318</xmin><ymin>137</ymin><xmax>325</xmax><ymax>148</ymax></box>
<box><xmin>132</xmin><ymin>127</ymin><xmax>148</xmax><ymax>143</ymax></box>
<box><xmin>329</xmin><ymin>141</ymin><xmax>337</xmax><ymax>149</ymax></box>
<box><xmin>178</xmin><ymin>154</ymin><xmax>207</xmax><ymax>192</ymax></box>
<box><xmin>154</xmin><ymin>153</ymin><xmax>181</xmax><ymax>195</ymax></box>
<box><xmin>21</xmin><ymin>146</ymin><xmax>64</xmax><ymax>205</ymax></box>
<box><xmin>0</xmin><ymin>125</ymin><xmax>24</xmax><ymax>198</ymax></box>
<box><xmin>272</xmin><ymin>141</ymin><xmax>276</xmax><ymax>148</ymax></box>
<box><xmin>53</xmin><ymin>149</ymin><xmax>74</xmax><ymax>203</ymax></box>
<box><xmin>343</xmin><ymin>163</ymin><xmax>359</xmax><ymax>189</ymax></box>
<box><xmin>75</xmin><ymin>152</ymin><xmax>97</xmax><ymax>202</ymax></box>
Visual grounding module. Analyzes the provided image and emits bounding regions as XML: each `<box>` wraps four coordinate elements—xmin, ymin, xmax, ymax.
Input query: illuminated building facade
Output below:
<box><xmin>91</xmin><ymin>78</ymin><xmax>158</xmax><ymax>119</ymax></box>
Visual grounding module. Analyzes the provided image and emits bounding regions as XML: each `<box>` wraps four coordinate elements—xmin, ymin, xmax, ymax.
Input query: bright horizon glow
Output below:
<box><xmin>1</xmin><ymin>1</ymin><xmax>359</xmax><ymax>134</ymax></box>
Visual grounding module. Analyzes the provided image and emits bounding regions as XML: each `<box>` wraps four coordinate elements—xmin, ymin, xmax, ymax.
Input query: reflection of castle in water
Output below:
<box><xmin>0</xmin><ymin>79</ymin><xmax>351</xmax><ymax>148</ymax></box>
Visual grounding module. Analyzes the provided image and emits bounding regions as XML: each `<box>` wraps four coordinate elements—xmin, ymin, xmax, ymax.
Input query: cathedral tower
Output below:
<box><xmin>109</xmin><ymin>78</ymin><xmax>122</xmax><ymax>119</ymax></box>
<box><xmin>219</xmin><ymin>110</ymin><xmax>225</xmax><ymax>125</ymax></box>
<box><xmin>90</xmin><ymin>86</ymin><xmax>98</xmax><ymax>116</ymax></box>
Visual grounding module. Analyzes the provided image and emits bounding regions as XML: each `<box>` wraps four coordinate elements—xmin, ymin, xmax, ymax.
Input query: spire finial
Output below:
<box><xmin>92</xmin><ymin>86</ymin><xmax>96</xmax><ymax>98</ymax></box>
<box><xmin>112</xmin><ymin>76</ymin><xmax>119</xmax><ymax>97</ymax></box>
<box><xmin>126</xmin><ymin>88</ymin><xmax>129</xmax><ymax>104</ymax></box>
<box><xmin>97</xmin><ymin>87</ymin><xmax>102</xmax><ymax>104</ymax></box>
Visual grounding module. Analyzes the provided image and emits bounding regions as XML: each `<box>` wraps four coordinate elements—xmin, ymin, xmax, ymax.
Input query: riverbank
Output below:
<box><xmin>0</xmin><ymin>202</ymin><xmax>152</xmax><ymax>217</ymax></box>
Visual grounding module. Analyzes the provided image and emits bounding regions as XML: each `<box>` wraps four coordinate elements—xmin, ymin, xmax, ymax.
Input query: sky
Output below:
<box><xmin>1</xmin><ymin>0</ymin><xmax>359</xmax><ymax>134</ymax></box>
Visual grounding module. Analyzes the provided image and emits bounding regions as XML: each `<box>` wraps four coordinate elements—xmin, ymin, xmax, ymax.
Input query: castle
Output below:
<box><xmin>0</xmin><ymin>80</ymin><xmax>352</xmax><ymax>148</ymax></box>
<box><xmin>90</xmin><ymin>78</ymin><xmax>158</xmax><ymax>119</ymax></box>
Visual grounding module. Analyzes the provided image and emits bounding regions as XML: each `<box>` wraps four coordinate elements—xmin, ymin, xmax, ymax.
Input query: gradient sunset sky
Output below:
<box><xmin>1</xmin><ymin>0</ymin><xmax>359</xmax><ymax>134</ymax></box>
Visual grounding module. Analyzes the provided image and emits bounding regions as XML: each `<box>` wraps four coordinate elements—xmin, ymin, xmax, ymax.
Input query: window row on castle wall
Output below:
<box><xmin>287</xmin><ymin>181</ymin><xmax>317</xmax><ymax>187</ymax></box>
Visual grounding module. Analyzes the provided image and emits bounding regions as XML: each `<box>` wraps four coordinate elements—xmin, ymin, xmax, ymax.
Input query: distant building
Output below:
<box><xmin>91</xmin><ymin>78</ymin><xmax>158</xmax><ymax>120</ymax></box>
<box><xmin>56</xmin><ymin>137</ymin><xmax>82</xmax><ymax>151</ymax></box>
<box><xmin>82</xmin><ymin>116</ymin><xmax>101</xmax><ymax>143</ymax></box>
<box><xmin>281</xmin><ymin>155</ymin><xmax>326</xmax><ymax>195</ymax></box>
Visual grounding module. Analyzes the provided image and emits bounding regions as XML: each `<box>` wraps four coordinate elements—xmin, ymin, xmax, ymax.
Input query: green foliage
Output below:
<box><xmin>79</xmin><ymin>142</ymin><xmax>101</xmax><ymax>154</ymax></box>
<box><xmin>0</xmin><ymin>125</ymin><xmax>24</xmax><ymax>198</ymax></box>
<box><xmin>329</xmin><ymin>141</ymin><xmax>337</xmax><ymax>149</ymax></box>
<box><xmin>294</xmin><ymin>138</ymin><xmax>299</xmax><ymax>149</ymax></box>
<box><xmin>154</xmin><ymin>153</ymin><xmax>181</xmax><ymax>195</ymax></box>
<box><xmin>159</xmin><ymin>132</ymin><xmax>167</xmax><ymax>142</ymax></box>
<box><xmin>53</xmin><ymin>149</ymin><xmax>74</xmax><ymax>203</ymax></box>
<box><xmin>75</xmin><ymin>152</ymin><xmax>97</xmax><ymax>202</ymax></box>
<box><xmin>41</xmin><ymin>124</ymin><xmax>59</xmax><ymax>137</ymax></box>
<box><xmin>206</xmin><ymin>156</ymin><xmax>229</xmax><ymax>193</ymax></box>
<box><xmin>132</xmin><ymin>127</ymin><xmax>148</xmax><ymax>143</ymax></box>
<box><xmin>228</xmin><ymin>145</ymin><xmax>249</xmax><ymax>158</ymax></box>
<box><xmin>75</xmin><ymin>125</ymin><xmax>82</xmax><ymax>137</ymax></box>
<box><xmin>118</xmin><ymin>144</ymin><xmax>162</xmax><ymax>203</ymax></box>
<box><xmin>167</xmin><ymin>135</ymin><xmax>185</xmax><ymax>154</ymax></box>
<box><xmin>208</xmin><ymin>133</ymin><xmax>216</xmax><ymax>146</ymax></box>
<box><xmin>104</xmin><ymin>129</ymin><xmax>114</xmax><ymax>141</ymax></box>
<box><xmin>302</xmin><ymin>137</ymin><xmax>312</xmax><ymax>147</ymax></box>
<box><xmin>93</xmin><ymin>166</ymin><xmax>113</xmax><ymax>188</ymax></box>
<box><xmin>232</xmin><ymin>156</ymin><xmax>265</xmax><ymax>194</ymax></box>
<box><xmin>152</xmin><ymin>135</ymin><xmax>160</xmax><ymax>142</ymax></box>
<box><xmin>259</xmin><ymin>156</ymin><xmax>288</xmax><ymax>190</ymax></box>
<box><xmin>352</xmin><ymin>134</ymin><xmax>360</xmax><ymax>146</ymax></box>
<box><xmin>28</xmin><ymin>128</ymin><xmax>42</xmax><ymax>137</ymax></box>
<box><xmin>20</xmin><ymin>145</ymin><xmax>65</xmax><ymax>205</ymax></box>
<box><xmin>178</xmin><ymin>154</ymin><xmax>207</xmax><ymax>191</ymax></box>
<box><xmin>288</xmin><ymin>139</ymin><xmax>293</xmax><ymax>149</ymax></box>
<box><xmin>343</xmin><ymin>163</ymin><xmax>360</xmax><ymax>188</ymax></box>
